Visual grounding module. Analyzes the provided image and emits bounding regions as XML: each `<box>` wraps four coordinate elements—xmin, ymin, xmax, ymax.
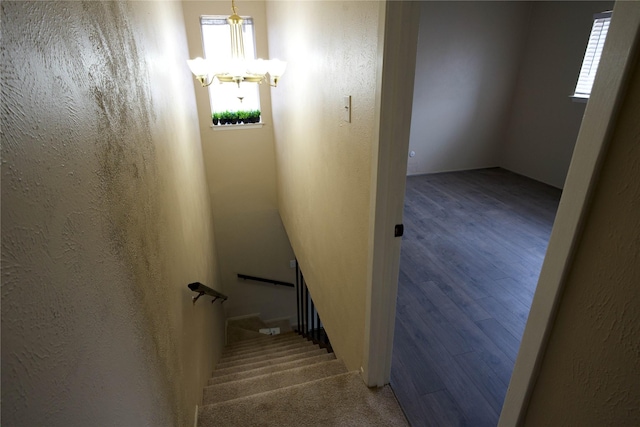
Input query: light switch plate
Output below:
<box><xmin>344</xmin><ymin>95</ymin><xmax>351</xmax><ymax>123</ymax></box>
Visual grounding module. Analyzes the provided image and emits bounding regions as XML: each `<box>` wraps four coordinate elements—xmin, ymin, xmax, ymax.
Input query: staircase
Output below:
<box><xmin>197</xmin><ymin>319</ymin><xmax>409</xmax><ymax>426</ymax></box>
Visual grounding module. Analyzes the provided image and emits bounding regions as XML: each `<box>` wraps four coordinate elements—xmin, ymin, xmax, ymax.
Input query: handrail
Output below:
<box><xmin>188</xmin><ymin>282</ymin><xmax>228</xmax><ymax>305</ymax></box>
<box><xmin>237</xmin><ymin>274</ymin><xmax>294</xmax><ymax>288</ymax></box>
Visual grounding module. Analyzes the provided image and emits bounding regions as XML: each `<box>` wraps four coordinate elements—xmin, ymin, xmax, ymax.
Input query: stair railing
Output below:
<box><xmin>237</xmin><ymin>273</ymin><xmax>294</xmax><ymax>287</ymax></box>
<box><xmin>188</xmin><ymin>282</ymin><xmax>227</xmax><ymax>304</ymax></box>
<box><xmin>295</xmin><ymin>261</ymin><xmax>332</xmax><ymax>352</ymax></box>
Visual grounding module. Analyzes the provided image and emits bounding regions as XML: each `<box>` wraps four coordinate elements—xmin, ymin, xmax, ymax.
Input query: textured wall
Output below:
<box><xmin>407</xmin><ymin>1</ymin><xmax>531</xmax><ymax>176</ymax></box>
<box><xmin>523</xmin><ymin>44</ymin><xmax>640</xmax><ymax>425</ymax></box>
<box><xmin>1</xmin><ymin>2</ymin><xmax>224</xmax><ymax>426</ymax></box>
<box><xmin>500</xmin><ymin>1</ymin><xmax>614</xmax><ymax>188</ymax></box>
<box><xmin>182</xmin><ymin>1</ymin><xmax>297</xmax><ymax>324</ymax></box>
<box><xmin>265</xmin><ymin>0</ymin><xmax>381</xmax><ymax>371</ymax></box>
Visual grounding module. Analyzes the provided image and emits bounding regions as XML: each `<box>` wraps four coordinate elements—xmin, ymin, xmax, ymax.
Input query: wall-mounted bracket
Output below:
<box><xmin>192</xmin><ymin>291</ymin><xmax>206</xmax><ymax>304</ymax></box>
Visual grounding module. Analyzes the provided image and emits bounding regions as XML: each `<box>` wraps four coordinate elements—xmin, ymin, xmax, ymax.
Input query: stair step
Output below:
<box><xmin>222</xmin><ymin>334</ymin><xmax>303</xmax><ymax>357</ymax></box>
<box><xmin>209</xmin><ymin>353</ymin><xmax>337</xmax><ymax>386</ymax></box>
<box><xmin>216</xmin><ymin>344</ymin><xmax>321</xmax><ymax>370</ymax></box>
<box><xmin>225</xmin><ymin>331</ymin><xmax>298</xmax><ymax>350</ymax></box>
<box><xmin>197</xmin><ymin>372</ymin><xmax>409</xmax><ymax>427</ymax></box>
<box><xmin>203</xmin><ymin>359</ymin><xmax>348</xmax><ymax>405</ymax></box>
<box><xmin>212</xmin><ymin>348</ymin><xmax>328</xmax><ymax>377</ymax></box>
<box><xmin>220</xmin><ymin>340</ymin><xmax>313</xmax><ymax>363</ymax></box>
<box><xmin>262</xmin><ymin>318</ymin><xmax>292</xmax><ymax>333</ymax></box>
<box><xmin>226</xmin><ymin>316</ymin><xmax>269</xmax><ymax>331</ymax></box>
<box><xmin>225</xmin><ymin>327</ymin><xmax>266</xmax><ymax>344</ymax></box>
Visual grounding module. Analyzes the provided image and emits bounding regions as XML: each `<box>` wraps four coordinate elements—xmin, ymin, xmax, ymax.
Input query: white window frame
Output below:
<box><xmin>200</xmin><ymin>15</ymin><xmax>261</xmax><ymax>116</ymax></box>
<box><xmin>572</xmin><ymin>11</ymin><xmax>612</xmax><ymax>102</ymax></box>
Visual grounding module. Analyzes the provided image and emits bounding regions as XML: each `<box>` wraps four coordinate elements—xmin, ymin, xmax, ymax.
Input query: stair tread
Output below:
<box><xmin>209</xmin><ymin>353</ymin><xmax>337</xmax><ymax>386</ymax></box>
<box><xmin>225</xmin><ymin>331</ymin><xmax>299</xmax><ymax>347</ymax></box>
<box><xmin>217</xmin><ymin>344</ymin><xmax>321</xmax><ymax>370</ymax></box>
<box><xmin>203</xmin><ymin>359</ymin><xmax>348</xmax><ymax>405</ymax></box>
<box><xmin>212</xmin><ymin>348</ymin><xmax>329</xmax><ymax>377</ymax></box>
<box><xmin>220</xmin><ymin>341</ymin><xmax>314</xmax><ymax>364</ymax></box>
<box><xmin>225</xmin><ymin>331</ymin><xmax>298</xmax><ymax>350</ymax></box>
<box><xmin>222</xmin><ymin>335</ymin><xmax>305</xmax><ymax>357</ymax></box>
<box><xmin>198</xmin><ymin>372</ymin><xmax>408</xmax><ymax>426</ymax></box>
<box><xmin>226</xmin><ymin>316</ymin><xmax>269</xmax><ymax>331</ymax></box>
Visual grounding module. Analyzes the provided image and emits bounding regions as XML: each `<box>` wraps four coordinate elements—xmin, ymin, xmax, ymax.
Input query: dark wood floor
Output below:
<box><xmin>390</xmin><ymin>168</ymin><xmax>561</xmax><ymax>427</ymax></box>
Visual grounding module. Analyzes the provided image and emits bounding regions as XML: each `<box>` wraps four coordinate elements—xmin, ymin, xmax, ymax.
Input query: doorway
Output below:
<box><xmin>378</xmin><ymin>1</ymin><xmax>638</xmax><ymax>425</ymax></box>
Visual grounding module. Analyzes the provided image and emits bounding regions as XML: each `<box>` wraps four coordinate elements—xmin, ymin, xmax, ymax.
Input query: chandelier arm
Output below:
<box><xmin>197</xmin><ymin>75</ymin><xmax>217</xmax><ymax>87</ymax></box>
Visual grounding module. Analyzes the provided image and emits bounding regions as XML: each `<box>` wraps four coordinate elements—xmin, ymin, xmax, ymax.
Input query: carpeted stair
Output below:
<box><xmin>197</xmin><ymin>320</ymin><xmax>409</xmax><ymax>426</ymax></box>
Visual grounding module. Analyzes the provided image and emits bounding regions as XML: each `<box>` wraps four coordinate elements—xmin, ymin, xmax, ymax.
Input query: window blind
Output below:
<box><xmin>573</xmin><ymin>11</ymin><xmax>612</xmax><ymax>98</ymax></box>
<box><xmin>200</xmin><ymin>16</ymin><xmax>254</xmax><ymax>27</ymax></box>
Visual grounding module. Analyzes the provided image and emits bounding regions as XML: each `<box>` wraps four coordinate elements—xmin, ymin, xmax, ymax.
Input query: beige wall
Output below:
<box><xmin>182</xmin><ymin>1</ymin><xmax>297</xmax><ymax>323</ymax></box>
<box><xmin>408</xmin><ymin>1</ymin><xmax>531</xmax><ymax>175</ymax></box>
<box><xmin>1</xmin><ymin>2</ymin><xmax>223</xmax><ymax>426</ymax></box>
<box><xmin>500</xmin><ymin>1</ymin><xmax>614</xmax><ymax>188</ymax></box>
<box><xmin>523</xmin><ymin>40</ymin><xmax>640</xmax><ymax>425</ymax></box>
<box><xmin>265</xmin><ymin>0</ymin><xmax>382</xmax><ymax>371</ymax></box>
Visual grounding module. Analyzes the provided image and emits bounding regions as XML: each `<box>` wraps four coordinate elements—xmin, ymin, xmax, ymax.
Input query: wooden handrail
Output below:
<box><xmin>237</xmin><ymin>274</ymin><xmax>294</xmax><ymax>288</ymax></box>
<box><xmin>188</xmin><ymin>282</ymin><xmax>228</xmax><ymax>304</ymax></box>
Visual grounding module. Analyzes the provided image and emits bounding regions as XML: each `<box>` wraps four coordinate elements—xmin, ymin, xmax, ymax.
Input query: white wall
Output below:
<box><xmin>407</xmin><ymin>1</ymin><xmax>531</xmax><ymax>175</ymax></box>
<box><xmin>523</xmin><ymin>19</ymin><xmax>640</xmax><ymax>423</ymax></box>
<box><xmin>500</xmin><ymin>1</ymin><xmax>614</xmax><ymax>188</ymax></box>
<box><xmin>182</xmin><ymin>1</ymin><xmax>297</xmax><ymax>324</ymax></box>
<box><xmin>1</xmin><ymin>2</ymin><xmax>223</xmax><ymax>426</ymax></box>
<box><xmin>409</xmin><ymin>1</ymin><xmax>614</xmax><ymax>188</ymax></box>
<box><xmin>266</xmin><ymin>0</ymin><xmax>383</xmax><ymax>371</ymax></box>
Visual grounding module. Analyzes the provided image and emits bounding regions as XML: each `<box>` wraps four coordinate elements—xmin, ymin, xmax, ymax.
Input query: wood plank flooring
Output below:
<box><xmin>390</xmin><ymin>168</ymin><xmax>561</xmax><ymax>427</ymax></box>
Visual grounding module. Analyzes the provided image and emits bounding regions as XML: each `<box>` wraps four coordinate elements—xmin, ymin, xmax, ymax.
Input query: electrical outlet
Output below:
<box><xmin>289</xmin><ymin>260</ymin><xmax>296</xmax><ymax>269</ymax></box>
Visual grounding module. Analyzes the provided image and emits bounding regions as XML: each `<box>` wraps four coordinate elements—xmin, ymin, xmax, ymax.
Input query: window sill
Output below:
<box><xmin>210</xmin><ymin>123</ymin><xmax>264</xmax><ymax>131</ymax></box>
<box><xmin>570</xmin><ymin>94</ymin><xmax>589</xmax><ymax>104</ymax></box>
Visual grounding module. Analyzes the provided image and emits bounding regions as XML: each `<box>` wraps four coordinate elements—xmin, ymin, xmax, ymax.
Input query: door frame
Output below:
<box><xmin>362</xmin><ymin>0</ymin><xmax>420</xmax><ymax>387</ymax></box>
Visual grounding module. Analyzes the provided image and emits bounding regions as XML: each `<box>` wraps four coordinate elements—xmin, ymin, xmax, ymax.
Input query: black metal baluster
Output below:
<box><xmin>316</xmin><ymin>311</ymin><xmax>321</xmax><ymax>343</ymax></box>
<box><xmin>301</xmin><ymin>270</ymin><xmax>306</xmax><ymax>336</ymax></box>
<box><xmin>311</xmin><ymin>298</ymin><xmax>316</xmax><ymax>341</ymax></box>
<box><xmin>304</xmin><ymin>276</ymin><xmax>309</xmax><ymax>338</ymax></box>
<box><xmin>293</xmin><ymin>264</ymin><xmax>332</xmax><ymax>352</ymax></box>
<box><xmin>295</xmin><ymin>261</ymin><xmax>301</xmax><ymax>333</ymax></box>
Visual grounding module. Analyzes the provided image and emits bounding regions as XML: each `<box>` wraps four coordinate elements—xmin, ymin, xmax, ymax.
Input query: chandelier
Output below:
<box><xmin>187</xmin><ymin>0</ymin><xmax>286</xmax><ymax>88</ymax></box>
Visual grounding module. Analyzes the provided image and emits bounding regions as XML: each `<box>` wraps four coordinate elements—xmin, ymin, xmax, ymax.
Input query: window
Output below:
<box><xmin>573</xmin><ymin>11</ymin><xmax>612</xmax><ymax>100</ymax></box>
<box><xmin>200</xmin><ymin>16</ymin><xmax>260</xmax><ymax>114</ymax></box>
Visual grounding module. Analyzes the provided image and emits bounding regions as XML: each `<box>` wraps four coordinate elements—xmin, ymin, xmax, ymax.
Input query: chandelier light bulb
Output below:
<box><xmin>268</xmin><ymin>59</ymin><xmax>287</xmax><ymax>78</ymax></box>
<box><xmin>187</xmin><ymin>57</ymin><xmax>209</xmax><ymax>78</ymax></box>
